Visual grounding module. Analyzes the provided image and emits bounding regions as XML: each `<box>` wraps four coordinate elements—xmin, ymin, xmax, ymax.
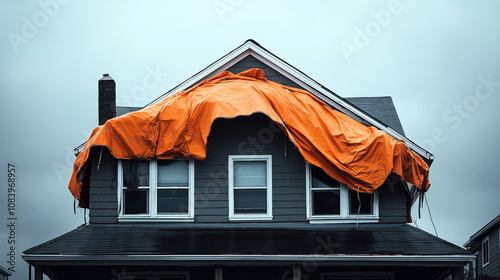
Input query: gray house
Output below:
<box><xmin>23</xmin><ymin>40</ymin><xmax>474</xmax><ymax>280</ymax></box>
<box><xmin>0</xmin><ymin>266</ymin><xmax>12</xmax><ymax>280</ymax></box>
<box><xmin>465</xmin><ymin>214</ymin><xmax>500</xmax><ymax>278</ymax></box>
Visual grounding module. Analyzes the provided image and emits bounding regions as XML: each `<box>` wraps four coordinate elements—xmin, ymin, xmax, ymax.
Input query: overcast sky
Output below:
<box><xmin>1</xmin><ymin>1</ymin><xmax>500</xmax><ymax>279</ymax></box>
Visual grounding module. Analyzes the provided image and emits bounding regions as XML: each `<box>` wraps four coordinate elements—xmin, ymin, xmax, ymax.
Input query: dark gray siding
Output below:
<box><xmin>226</xmin><ymin>55</ymin><xmax>306</xmax><ymax>90</ymax></box>
<box><xmin>87</xmin><ymin>114</ymin><xmax>409</xmax><ymax>225</ymax></box>
<box><xmin>88</xmin><ymin>148</ymin><xmax>118</xmax><ymax>224</ymax></box>
<box><xmin>195</xmin><ymin>113</ymin><xmax>307</xmax><ymax>223</ymax></box>
<box><xmin>377</xmin><ymin>178</ymin><xmax>409</xmax><ymax>224</ymax></box>
<box><xmin>478</xmin><ymin>226</ymin><xmax>500</xmax><ymax>277</ymax></box>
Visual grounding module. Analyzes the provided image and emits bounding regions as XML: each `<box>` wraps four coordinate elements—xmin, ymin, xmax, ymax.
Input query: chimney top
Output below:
<box><xmin>98</xmin><ymin>73</ymin><xmax>116</xmax><ymax>125</ymax></box>
<box><xmin>100</xmin><ymin>73</ymin><xmax>113</xmax><ymax>80</ymax></box>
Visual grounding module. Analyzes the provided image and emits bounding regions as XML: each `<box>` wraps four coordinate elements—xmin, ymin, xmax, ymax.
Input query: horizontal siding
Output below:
<box><xmin>226</xmin><ymin>55</ymin><xmax>306</xmax><ymax>90</ymax></box>
<box><xmin>479</xmin><ymin>227</ymin><xmax>500</xmax><ymax>277</ymax></box>
<box><xmin>194</xmin><ymin>114</ymin><xmax>307</xmax><ymax>223</ymax></box>
<box><xmin>377</xmin><ymin>178</ymin><xmax>408</xmax><ymax>224</ymax></box>
<box><xmin>89</xmin><ymin>148</ymin><xmax>118</xmax><ymax>224</ymax></box>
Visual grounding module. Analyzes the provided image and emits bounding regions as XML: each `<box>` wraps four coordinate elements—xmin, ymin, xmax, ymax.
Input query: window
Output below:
<box><xmin>118</xmin><ymin>159</ymin><xmax>194</xmax><ymax>221</ymax></box>
<box><xmin>228</xmin><ymin>155</ymin><xmax>272</xmax><ymax>221</ymax></box>
<box><xmin>482</xmin><ymin>236</ymin><xmax>489</xmax><ymax>267</ymax></box>
<box><xmin>306</xmin><ymin>163</ymin><xmax>378</xmax><ymax>223</ymax></box>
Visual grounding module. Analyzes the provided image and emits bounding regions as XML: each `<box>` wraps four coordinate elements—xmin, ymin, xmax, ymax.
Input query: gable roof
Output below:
<box><xmin>144</xmin><ymin>39</ymin><xmax>432</xmax><ymax>164</ymax></box>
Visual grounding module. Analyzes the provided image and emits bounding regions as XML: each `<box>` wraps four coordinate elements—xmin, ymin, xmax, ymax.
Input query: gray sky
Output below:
<box><xmin>1</xmin><ymin>1</ymin><xmax>500</xmax><ymax>279</ymax></box>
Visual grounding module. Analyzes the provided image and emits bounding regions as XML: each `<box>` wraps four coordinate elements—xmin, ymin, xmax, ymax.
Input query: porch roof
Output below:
<box><xmin>24</xmin><ymin>224</ymin><xmax>471</xmax><ymax>263</ymax></box>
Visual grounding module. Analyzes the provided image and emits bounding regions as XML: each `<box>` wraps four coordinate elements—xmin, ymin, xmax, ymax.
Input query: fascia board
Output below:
<box><xmin>22</xmin><ymin>253</ymin><xmax>476</xmax><ymax>264</ymax></box>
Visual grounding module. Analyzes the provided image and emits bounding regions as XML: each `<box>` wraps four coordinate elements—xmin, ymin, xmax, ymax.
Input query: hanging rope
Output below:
<box><xmin>356</xmin><ymin>185</ymin><xmax>361</xmax><ymax>228</ymax></box>
<box><xmin>97</xmin><ymin>146</ymin><xmax>104</xmax><ymax>170</ymax></box>
<box><xmin>425</xmin><ymin>194</ymin><xmax>438</xmax><ymax>237</ymax></box>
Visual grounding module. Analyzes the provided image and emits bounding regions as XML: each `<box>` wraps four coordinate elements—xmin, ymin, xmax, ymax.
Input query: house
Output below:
<box><xmin>0</xmin><ymin>266</ymin><xmax>12</xmax><ymax>280</ymax></box>
<box><xmin>464</xmin><ymin>214</ymin><xmax>500</xmax><ymax>278</ymax></box>
<box><xmin>23</xmin><ymin>40</ymin><xmax>474</xmax><ymax>280</ymax></box>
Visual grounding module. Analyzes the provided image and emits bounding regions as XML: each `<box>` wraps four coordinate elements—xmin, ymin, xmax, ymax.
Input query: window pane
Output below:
<box><xmin>483</xmin><ymin>239</ymin><xmax>489</xmax><ymax>265</ymax></box>
<box><xmin>158</xmin><ymin>160</ymin><xmax>189</xmax><ymax>187</ymax></box>
<box><xmin>313</xmin><ymin>190</ymin><xmax>340</xmax><ymax>215</ymax></box>
<box><xmin>234</xmin><ymin>189</ymin><xmax>267</xmax><ymax>214</ymax></box>
<box><xmin>157</xmin><ymin>189</ymin><xmax>188</xmax><ymax>214</ymax></box>
<box><xmin>234</xmin><ymin>161</ymin><xmax>267</xmax><ymax>187</ymax></box>
<box><xmin>124</xmin><ymin>189</ymin><xmax>148</xmax><ymax>214</ymax></box>
<box><xmin>123</xmin><ymin>160</ymin><xmax>149</xmax><ymax>189</ymax></box>
<box><xmin>311</xmin><ymin>166</ymin><xmax>339</xmax><ymax>188</ymax></box>
<box><xmin>349</xmin><ymin>190</ymin><xmax>373</xmax><ymax>215</ymax></box>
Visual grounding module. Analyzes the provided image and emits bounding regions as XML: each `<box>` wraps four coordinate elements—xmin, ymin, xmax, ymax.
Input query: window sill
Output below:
<box><xmin>229</xmin><ymin>215</ymin><xmax>273</xmax><ymax>221</ymax></box>
<box><xmin>308</xmin><ymin>216</ymin><xmax>379</xmax><ymax>224</ymax></box>
<box><xmin>118</xmin><ymin>216</ymin><xmax>194</xmax><ymax>223</ymax></box>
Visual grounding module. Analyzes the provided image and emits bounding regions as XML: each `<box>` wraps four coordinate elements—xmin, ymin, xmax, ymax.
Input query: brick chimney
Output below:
<box><xmin>98</xmin><ymin>73</ymin><xmax>116</xmax><ymax>125</ymax></box>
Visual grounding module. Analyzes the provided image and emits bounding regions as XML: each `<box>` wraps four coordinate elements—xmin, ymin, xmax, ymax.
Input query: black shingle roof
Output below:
<box><xmin>346</xmin><ymin>96</ymin><xmax>405</xmax><ymax>136</ymax></box>
<box><xmin>24</xmin><ymin>224</ymin><xmax>467</xmax><ymax>256</ymax></box>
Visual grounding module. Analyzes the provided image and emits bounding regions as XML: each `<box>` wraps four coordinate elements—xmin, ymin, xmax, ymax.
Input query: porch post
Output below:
<box><xmin>293</xmin><ymin>266</ymin><xmax>301</xmax><ymax>280</ymax></box>
<box><xmin>451</xmin><ymin>267</ymin><xmax>464</xmax><ymax>280</ymax></box>
<box><xmin>215</xmin><ymin>268</ymin><xmax>223</xmax><ymax>280</ymax></box>
<box><xmin>34</xmin><ymin>266</ymin><xmax>43</xmax><ymax>280</ymax></box>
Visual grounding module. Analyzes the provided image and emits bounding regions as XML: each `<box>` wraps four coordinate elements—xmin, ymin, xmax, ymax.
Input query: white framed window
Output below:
<box><xmin>306</xmin><ymin>163</ymin><xmax>379</xmax><ymax>223</ymax></box>
<box><xmin>482</xmin><ymin>236</ymin><xmax>489</xmax><ymax>267</ymax></box>
<box><xmin>118</xmin><ymin>158</ymin><xmax>195</xmax><ymax>222</ymax></box>
<box><xmin>228</xmin><ymin>155</ymin><xmax>273</xmax><ymax>221</ymax></box>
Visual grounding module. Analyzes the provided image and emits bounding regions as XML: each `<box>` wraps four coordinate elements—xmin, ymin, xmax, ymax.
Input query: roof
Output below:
<box><xmin>464</xmin><ymin>213</ymin><xmax>500</xmax><ymax>248</ymax></box>
<box><xmin>0</xmin><ymin>265</ymin><xmax>12</xmax><ymax>276</ymax></box>
<box><xmin>346</xmin><ymin>97</ymin><xmax>405</xmax><ymax>136</ymax></box>
<box><xmin>23</xmin><ymin>224</ymin><xmax>472</xmax><ymax>264</ymax></box>
<box><xmin>104</xmin><ymin>40</ymin><xmax>432</xmax><ymax>163</ymax></box>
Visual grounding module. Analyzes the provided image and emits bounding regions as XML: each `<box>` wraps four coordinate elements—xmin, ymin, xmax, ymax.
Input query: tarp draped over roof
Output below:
<box><xmin>69</xmin><ymin>68</ymin><xmax>430</xmax><ymax>208</ymax></box>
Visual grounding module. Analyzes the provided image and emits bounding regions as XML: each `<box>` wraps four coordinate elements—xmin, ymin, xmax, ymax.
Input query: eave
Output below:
<box><xmin>22</xmin><ymin>253</ymin><xmax>475</xmax><ymax>267</ymax></box>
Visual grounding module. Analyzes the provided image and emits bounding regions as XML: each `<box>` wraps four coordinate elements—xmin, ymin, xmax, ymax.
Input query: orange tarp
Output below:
<box><xmin>69</xmin><ymin>68</ymin><xmax>430</xmax><ymax>207</ymax></box>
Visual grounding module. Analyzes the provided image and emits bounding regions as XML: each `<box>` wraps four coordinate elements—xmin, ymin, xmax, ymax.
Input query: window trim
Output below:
<box><xmin>118</xmin><ymin>159</ymin><xmax>195</xmax><ymax>222</ymax></box>
<box><xmin>228</xmin><ymin>155</ymin><xmax>273</xmax><ymax>221</ymax></box>
<box><xmin>306</xmin><ymin>163</ymin><xmax>379</xmax><ymax>224</ymax></box>
<box><xmin>482</xmin><ymin>236</ymin><xmax>489</xmax><ymax>267</ymax></box>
